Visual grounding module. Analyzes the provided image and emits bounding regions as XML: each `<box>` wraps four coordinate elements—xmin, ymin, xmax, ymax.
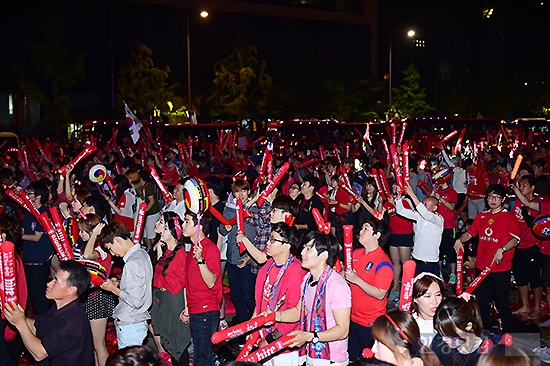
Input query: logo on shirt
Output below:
<box><xmin>488</xmin><ymin>218</ymin><xmax>494</xmax><ymax>225</ymax></box>
<box><xmin>480</xmin><ymin>227</ymin><xmax>498</xmax><ymax>243</ymax></box>
<box><xmin>366</xmin><ymin>261</ymin><xmax>374</xmax><ymax>272</ymax></box>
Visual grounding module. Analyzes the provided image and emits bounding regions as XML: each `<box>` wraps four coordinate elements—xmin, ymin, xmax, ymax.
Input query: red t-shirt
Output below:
<box><xmin>387</xmin><ymin>200</ymin><xmax>413</xmax><ymax>235</ymax></box>
<box><xmin>536</xmin><ymin>201</ymin><xmax>550</xmax><ymax>255</ymax></box>
<box><xmin>511</xmin><ymin>197</ymin><xmax>543</xmax><ymax>249</ymax></box>
<box><xmin>350</xmin><ymin>247</ymin><xmax>393</xmax><ymax>327</ymax></box>
<box><xmin>153</xmin><ymin>248</ymin><xmax>188</xmax><ymax>296</ymax></box>
<box><xmin>467</xmin><ymin>210</ymin><xmax>520</xmax><ymax>272</ymax></box>
<box><xmin>467</xmin><ymin>165</ymin><xmax>489</xmax><ymax>199</ymax></box>
<box><xmin>437</xmin><ymin>186</ymin><xmax>458</xmax><ymax>229</ymax></box>
<box><xmin>184</xmin><ymin>237</ymin><xmax>222</xmax><ymax>314</ymax></box>
<box><xmin>162</xmin><ymin>166</ymin><xmax>179</xmax><ymax>187</ymax></box>
<box><xmin>254</xmin><ymin>258</ymin><xmax>307</xmax><ymax>337</ymax></box>
<box><xmin>334</xmin><ymin>187</ymin><xmax>352</xmax><ymax>216</ymax></box>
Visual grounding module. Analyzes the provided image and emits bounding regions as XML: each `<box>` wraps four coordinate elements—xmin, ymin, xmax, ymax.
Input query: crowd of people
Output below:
<box><xmin>0</xmin><ymin>126</ymin><xmax>548</xmax><ymax>366</ymax></box>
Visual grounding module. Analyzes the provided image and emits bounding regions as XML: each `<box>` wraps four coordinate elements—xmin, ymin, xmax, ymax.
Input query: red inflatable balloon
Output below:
<box><xmin>532</xmin><ymin>215</ymin><xmax>550</xmax><ymax>240</ymax></box>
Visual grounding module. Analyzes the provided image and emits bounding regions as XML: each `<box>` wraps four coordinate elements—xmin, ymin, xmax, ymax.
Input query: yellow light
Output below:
<box><xmin>407</xmin><ymin>30</ymin><xmax>416</xmax><ymax>37</ymax></box>
<box><xmin>200</xmin><ymin>11</ymin><xmax>209</xmax><ymax>18</ymax></box>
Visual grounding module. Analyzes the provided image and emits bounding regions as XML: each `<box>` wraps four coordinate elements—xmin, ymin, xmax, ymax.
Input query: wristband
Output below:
<box><xmin>500</xmin><ymin>246</ymin><xmax>506</xmax><ymax>253</ymax></box>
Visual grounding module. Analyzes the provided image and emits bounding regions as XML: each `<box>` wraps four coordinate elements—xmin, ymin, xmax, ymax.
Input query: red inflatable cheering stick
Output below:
<box><xmin>312</xmin><ymin>208</ymin><xmax>331</xmax><ymax>234</ymax></box>
<box><xmin>49</xmin><ymin>207</ymin><xmax>75</xmax><ymax>260</ymax></box>
<box><xmin>399</xmin><ymin>260</ymin><xmax>416</xmax><ymax>312</ymax></box>
<box><xmin>434</xmin><ymin>130</ymin><xmax>458</xmax><ymax>149</ymax></box>
<box><xmin>149</xmin><ymin>165</ymin><xmax>173</xmax><ymax>205</ymax></box>
<box><xmin>257</xmin><ymin>162</ymin><xmax>290</xmax><ymax>207</ymax></box>
<box><xmin>133</xmin><ymin>202</ymin><xmax>147</xmax><ymax>245</ymax></box>
<box><xmin>58</xmin><ymin>145</ymin><xmax>97</xmax><ymax>177</ymax></box>
<box><xmin>343</xmin><ymin>225</ymin><xmax>354</xmax><ymax>272</ymax></box>
<box><xmin>211</xmin><ymin>312</ymin><xmax>276</xmax><ymax>344</ymax></box>
<box><xmin>239</xmin><ymin>334</ymin><xmax>294</xmax><ymax>363</ymax></box>
<box><xmin>1</xmin><ymin>241</ymin><xmax>18</xmax><ymax>316</ymax></box>
<box><xmin>236</xmin><ymin>199</ymin><xmax>247</xmax><ymax>255</ymax></box>
<box><xmin>456</xmin><ymin>246</ymin><xmax>464</xmax><ymax>295</ymax></box>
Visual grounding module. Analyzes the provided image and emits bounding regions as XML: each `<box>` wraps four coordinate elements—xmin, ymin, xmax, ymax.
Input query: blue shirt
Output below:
<box><xmin>22</xmin><ymin>206</ymin><xmax>54</xmax><ymax>263</ymax></box>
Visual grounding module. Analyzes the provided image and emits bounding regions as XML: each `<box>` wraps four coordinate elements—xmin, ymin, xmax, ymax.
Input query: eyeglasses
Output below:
<box><xmin>289</xmin><ymin>186</ymin><xmax>299</xmax><ymax>190</ymax></box>
<box><xmin>487</xmin><ymin>195</ymin><xmax>504</xmax><ymax>201</ymax></box>
<box><xmin>268</xmin><ymin>236</ymin><xmax>288</xmax><ymax>245</ymax></box>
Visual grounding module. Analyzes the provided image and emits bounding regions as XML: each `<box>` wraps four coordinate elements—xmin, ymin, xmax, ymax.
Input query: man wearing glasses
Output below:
<box><xmin>454</xmin><ymin>184</ymin><xmax>520</xmax><ymax>333</ymax></box>
<box><xmin>21</xmin><ymin>182</ymin><xmax>55</xmax><ymax>315</ymax></box>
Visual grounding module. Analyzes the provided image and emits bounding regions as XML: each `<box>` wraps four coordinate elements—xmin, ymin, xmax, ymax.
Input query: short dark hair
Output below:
<box><xmin>28</xmin><ymin>182</ymin><xmax>50</xmax><ymax>204</ymax></box>
<box><xmin>0</xmin><ymin>167</ymin><xmax>14</xmax><ymax>180</ymax></box>
<box><xmin>271</xmin><ymin>222</ymin><xmax>301</xmax><ymax>254</ymax></box>
<box><xmin>520</xmin><ymin>175</ymin><xmax>536</xmax><ymax>188</ymax></box>
<box><xmin>486</xmin><ymin>184</ymin><xmax>506</xmax><ymax>198</ymax></box>
<box><xmin>533</xmin><ymin>158</ymin><xmax>546</xmax><ymax>169</ymax></box>
<box><xmin>302</xmin><ymin>174</ymin><xmax>320</xmax><ymax>192</ymax></box>
<box><xmin>185</xmin><ymin>210</ymin><xmax>212</xmax><ymax>236</ymax></box>
<box><xmin>99</xmin><ymin>221</ymin><xmax>131</xmax><ymax>246</ymax></box>
<box><xmin>303</xmin><ymin>231</ymin><xmax>338</xmax><ymax>265</ymax></box>
<box><xmin>272</xmin><ymin>195</ymin><xmax>298</xmax><ymax>217</ymax></box>
<box><xmin>461</xmin><ymin>158</ymin><xmax>473</xmax><ymax>169</ymax></box>
<box><xmin>203</xmin><ymin>176</ymin><xmax>225</xmax><ymax>198</ymax></box>
<box><xmin>59</xmin><ymin>260</ymin><xmax>90</xmax><ymax>296</ymax></box>
<box><xmin>106</xmin><ymin>345</ymin><xmax>164</xmax><ymax>366</ymax></box>
<box><xmin>83</xmin><ymin>195</ymin><xmax>108</xmax><ymax>219</ymax></box>
<box><xmin>363</xmin><ymin>217</ymin><xmax>391</xmax><ymax>247</ymax></box>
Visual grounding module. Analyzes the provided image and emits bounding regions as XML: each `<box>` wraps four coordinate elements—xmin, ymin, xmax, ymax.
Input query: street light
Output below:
<box><xmin>187</xmin><ymin>10</ymin><xmax>208</xmax><ymax>113</ymax></box>
<box><xmin>388</xmin><ymin>29</ymin><xmax>415</xmax><ymax>119</ymax></box>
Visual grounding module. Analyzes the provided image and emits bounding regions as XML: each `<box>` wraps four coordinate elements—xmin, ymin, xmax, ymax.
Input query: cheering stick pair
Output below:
<box><xmin>6</xmin><ymin>188</ymin><xmax>74</xmax><ymax>261</ymax></box>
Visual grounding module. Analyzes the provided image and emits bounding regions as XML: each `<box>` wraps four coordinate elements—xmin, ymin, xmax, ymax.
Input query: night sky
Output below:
<box><xmin>2</xmin><ymin>0</ymin><xmax>550</xmax><ymax>118</ymax></box>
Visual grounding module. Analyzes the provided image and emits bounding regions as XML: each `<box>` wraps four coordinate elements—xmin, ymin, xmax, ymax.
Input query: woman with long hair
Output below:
<box><xmin>371</xmin><ymin>310</ymin><xmax>440</xmax><ymax>366</ymax></box>
<box><xmin>79</xmin><ymin>214</ymin><xmax>116</xmax><ymax>366</ymax></box>
<box><xmin>103</xmin><ymin>174</ymin><xmax>137</xmax><ymax>232</ymax></box>
<box><xmin>431</xmin><ymin>297</ymin><xmax>485</xmax><ymax>366</ymax></box>
<box><xmin>410</xmin><ymin>272</ymin><xmax>445</xmax><ymax>347</ymax></box>
<box><xmin>150</xmin><ymin>211</ymin><xmax>191</xmax><ymax>366</ymax></box>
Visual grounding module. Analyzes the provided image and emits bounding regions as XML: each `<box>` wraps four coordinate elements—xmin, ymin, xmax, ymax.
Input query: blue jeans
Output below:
<box><xmin>348</xmin><ymin>320</ymin><xmax>374</xmax><ymax>361</ymax></box>
<box><xmin>227</xmin><ymin>262</ymin><xmax>257</xmax><ymax>323</ymax></box>
<box><xmin>115</xmin><ymin>320</ymin><xmax>148</xmax><ymax>349</ymax></box>
<box><xmin>190</xmin><ymin>310</ymin><xmax>219</xmax><ymax>366</ymax></box>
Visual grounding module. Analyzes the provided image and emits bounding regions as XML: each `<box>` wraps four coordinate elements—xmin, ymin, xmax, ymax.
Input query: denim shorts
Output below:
<box><xmin>114</xmin><ymin>320</ymin><xmax>148</xmax><ymax>349</ymax></box>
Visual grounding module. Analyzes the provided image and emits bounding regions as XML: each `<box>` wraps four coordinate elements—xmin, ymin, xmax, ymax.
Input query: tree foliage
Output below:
<box><xmin>391</xmin><ymin>63</ymin><xmax>434</xmax><ymax>118</ymax></box>
<box><xmin>117</xmin><ymin>41</ymin><xmax>177</xmax><ymax>119</ymax></box>
<box><xmin>11</xmin><ymin>15</ymin><xmax>85</xmax><ymax>139</ymax></box>
<box><xmin>207</xmin><ymin>34</ymin><xmax>272</xmax><ymax>121</ymax></box>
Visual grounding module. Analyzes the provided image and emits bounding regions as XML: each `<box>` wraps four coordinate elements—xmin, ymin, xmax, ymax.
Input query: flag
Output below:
<box><xmin>125</xmin><ymin>103</ymin><xmax>143</xmax><ymax>144</ymax></box>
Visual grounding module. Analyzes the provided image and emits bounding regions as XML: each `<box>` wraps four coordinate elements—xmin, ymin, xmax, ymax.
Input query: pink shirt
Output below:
<box><xmin>301</xmin><ymin>270</ymin><xmax>351</xmax><ymax>363</ymax></box>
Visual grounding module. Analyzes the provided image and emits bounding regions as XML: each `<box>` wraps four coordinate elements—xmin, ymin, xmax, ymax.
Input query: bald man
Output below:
<box><xmin>395</xmin><ymin>184</ymin><xmax>444</xmax><ymax>276</ymax></box>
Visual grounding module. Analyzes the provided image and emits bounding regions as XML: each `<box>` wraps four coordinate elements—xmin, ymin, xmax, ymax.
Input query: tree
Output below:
<box><xmin>207</xmin><ymin>34</ymin><xmax>272</xmax><ymax>121</ymax></box>
<box><xmin>117</xmin><ymin>41</ymin><xmax>177</xmax><ymax>119</ymax></box>
<box><xmin>11</xmin><ymin>15</ymin><xmax>85</xmax><ymax>140</ymax></box>
<box><xmin>391</xmin><ymin>63</ymin><xmax>435</xmax><ymax>118</ymax></box>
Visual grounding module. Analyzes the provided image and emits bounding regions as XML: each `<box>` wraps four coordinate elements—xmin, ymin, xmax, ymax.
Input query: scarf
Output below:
<box><xmin>299</xmin><ymin>265</ymin><xmax>332</xmax><ymax>359</ymax></box>
<box><xmin>261</xmin><ymin>255</ymin><xmax>295</xmax><ymax>333</ymax></box>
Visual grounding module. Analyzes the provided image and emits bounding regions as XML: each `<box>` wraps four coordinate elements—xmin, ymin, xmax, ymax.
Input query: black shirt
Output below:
<box><xmin>296</xmin><ymin>195</ymin><xmax>325</xmax><ymax>233</ymax></box>
<box><xmin>35</xmin><ymin>298</ymin><xmax>94</xmax><ymax>366</ymax></box>
<box><xmin>431</xmin><ymin>332</ymin><xmax>481</xmax><ymax>366</ymax></box>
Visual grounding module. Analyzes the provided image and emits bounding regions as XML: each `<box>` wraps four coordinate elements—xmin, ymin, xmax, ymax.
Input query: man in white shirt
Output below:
<box><xmin>394</xmin><ymin>184</ymin><xmax>444</xmax><ymax>276</ymax></box>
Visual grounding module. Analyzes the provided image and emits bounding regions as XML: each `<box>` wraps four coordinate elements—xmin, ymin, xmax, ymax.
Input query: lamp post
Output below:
<box><xmin>388</xmin><ymin>29</ymin><xmax>415</xmax><ymax>117</ymax></box>
<box><xmin>187</xmin><ymin>10</ymin><xmax>209</xmax><ymax>112</ymax></box>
